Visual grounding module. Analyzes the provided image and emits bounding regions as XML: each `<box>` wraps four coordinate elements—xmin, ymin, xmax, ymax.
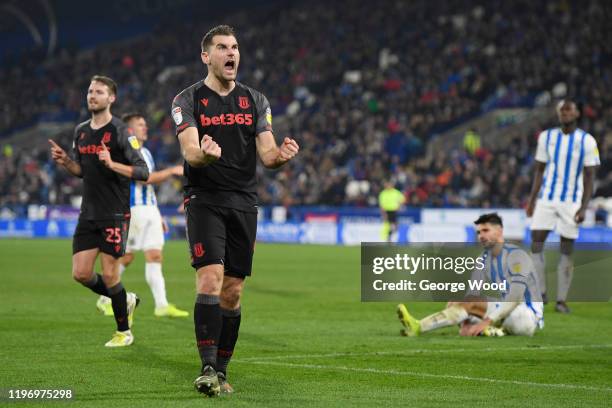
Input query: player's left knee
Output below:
<box><xmin>121</xmin><ymin>253</ymin><xmax>135</xmax><ymax>266</ymax></box>
<box><xmin>220</xmin><ymin>285</ymin><xmax>242</xmax><ymax>308</ymax></box>
<box><xmin>101</xmin><ymin>268</ymin><xmax>120</xmax><ymax>287</ymax></box>
<box><xmin>145</xmin><ymin>251</ymin><xmax>162</xmax><ymax>263</ymax></box>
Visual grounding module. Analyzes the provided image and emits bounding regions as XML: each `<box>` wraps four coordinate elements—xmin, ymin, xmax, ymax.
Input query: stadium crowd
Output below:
<box><xmin>0</xmin><ymin>0</ymin><xmax>610</xmax><ymax>212</ymax></box>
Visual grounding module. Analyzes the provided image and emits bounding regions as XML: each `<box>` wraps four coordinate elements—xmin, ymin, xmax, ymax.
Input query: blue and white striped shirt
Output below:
<box><xmin>536</xmin><ymin>127</ymin><xmax>600</xmax><ymax>203</ymax></box>
<box><xmin>130</xmin><ymin>147</ymin><xmax>156</xmax><ymax>206</ymax></box>
<box><xmin>469</xmin><ymin>244</ymin><xmax>543</xmax><ymax>321</ymax></box>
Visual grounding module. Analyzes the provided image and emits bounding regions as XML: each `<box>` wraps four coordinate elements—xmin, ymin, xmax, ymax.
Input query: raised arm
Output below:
<box><xmin>172</xmin><ymin>88</ymin><xmax>221</xmax><ymax>168</ymax></box>
<box><xmin>97</xmin><ymin>130</ymin><xmax>149</xmax><ymax>181</ymax></box>
<box><xmin>256</xmin><ymin>132</ymin><xmax>299</xmax><ymax>169</ymax></box>
<box><xmin>48</xmin><ymin>139</ymin><xmax>82</xmax><ymax>177</ymax></box>
<box><xmin>177</xmin><ymin>128</ymin><xmax>221</xmax><ymax>168</ymax></box>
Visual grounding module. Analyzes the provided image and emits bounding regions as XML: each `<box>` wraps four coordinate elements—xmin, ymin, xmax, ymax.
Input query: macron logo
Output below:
<box><xmin>201</xmin><ymin>98</ymin><xmax>209</xmax><ymax>107</ymax></box>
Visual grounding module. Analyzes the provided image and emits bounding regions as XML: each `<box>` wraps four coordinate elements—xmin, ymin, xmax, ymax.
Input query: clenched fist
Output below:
<box><xmin>279</xmin><ymin>137</ymin><xmax>299</xmax><ymax>162</ymax></box>
<box><xmin>200</xmin><ymin>135</ymin><xmax>221</xmax><ymax>165</ymax></box>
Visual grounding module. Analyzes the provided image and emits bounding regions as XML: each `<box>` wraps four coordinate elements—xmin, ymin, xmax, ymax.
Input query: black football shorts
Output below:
<box><xmin>185</xmin><ymin>201</ymin><xmax>257</xmax><ymax>278</ymax></box>
<box><xmin>72</xmin><ymin>218</ymin><xmax>130</xmax><ymax>258</ymax></box>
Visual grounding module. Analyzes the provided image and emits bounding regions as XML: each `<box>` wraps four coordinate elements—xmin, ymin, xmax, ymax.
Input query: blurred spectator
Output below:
<box><xmin>463</xmin><ymin>129</ymin><xmax>481</xmax><ymax>156</ymax></box>
<box><xmin>0</xmin><ymin>0</ymin><xmax>610</xmax><ymax>210</ymax></box>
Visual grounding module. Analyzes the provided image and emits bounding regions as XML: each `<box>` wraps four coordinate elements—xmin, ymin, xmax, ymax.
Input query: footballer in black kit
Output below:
<box><xmin>174</xmin><ymin>80</ymin><xmax>267</xmax><ymax>273</ymax></box>
<box><xmin>49</xmin><ymin>75</ymin><xmax>149</xmax><ymax>348</ymax></box>
<box><xmin>72</xmin><ymin>116</ymin><xmax>149</xmax><ymax>256</ymax></box>
<box><xmin>173</xmin><ymin>25</ymin><xmax>299</xmax><ymax>396</ymax></box>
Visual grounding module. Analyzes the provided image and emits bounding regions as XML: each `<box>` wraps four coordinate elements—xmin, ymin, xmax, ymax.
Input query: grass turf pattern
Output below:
<box><xmin>0</xmin><ymin>239</ymin><xmax>610</xmax><ymax>407</ymax></box>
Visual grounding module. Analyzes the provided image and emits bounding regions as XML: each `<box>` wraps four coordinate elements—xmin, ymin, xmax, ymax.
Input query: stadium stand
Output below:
<box><xmin>1</xmin><ymin>0</ymin><xmax>610</xmax><ymax>215</ymax></box>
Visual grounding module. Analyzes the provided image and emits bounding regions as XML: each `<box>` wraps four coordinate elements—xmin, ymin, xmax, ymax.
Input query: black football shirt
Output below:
<box><xmin>172</xmin><ymin>81</ymin><xmax>272</xmax><ymax>213</ymax></box>
<box><xmin>72</xmin><ymin>116</ymin><xmax>149</xmax><ymax>220</ymax></box>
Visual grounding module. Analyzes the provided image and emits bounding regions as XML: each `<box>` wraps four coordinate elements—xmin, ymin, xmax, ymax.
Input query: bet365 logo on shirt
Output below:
<box><xmin>199</xmin><ymin>113</ymin><xmax>253</xmax><ymax>127</ymax></box>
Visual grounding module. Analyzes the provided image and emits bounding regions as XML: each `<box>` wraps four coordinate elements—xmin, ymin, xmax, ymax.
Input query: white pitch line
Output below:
<box><xmin>238</xmin><ymin>360</ymin><xmax>612</xmax><ymax>393</ymax></box>
<box><xmin>235</xmin><ymin>343</ymin><xmax>612</xmax><ymax>362</ymax></box>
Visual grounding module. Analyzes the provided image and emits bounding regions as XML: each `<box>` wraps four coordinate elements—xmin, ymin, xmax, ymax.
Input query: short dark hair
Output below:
<box><xmin>556</xmin><ymin>98</ymin><xmax>582</xmax><ymax>116</ymax></box>
<box><xmin>121</xmin><ymin>112</ymin><xmax>144</xmax><ymax>124</ymax></box>
<box><xmin>90</xmin><ymin>75</ymin><xmax>118</xmax><ymax>96</ymax></box>
<box><xmin>474</xmin><ymin>213</ymin><xmax>503</xmax><ymax>227</ymax></box>
<box><xmin>201</xmin><ymin>25</ymin><xmax>237</xmax><ymax>52</ymax></box>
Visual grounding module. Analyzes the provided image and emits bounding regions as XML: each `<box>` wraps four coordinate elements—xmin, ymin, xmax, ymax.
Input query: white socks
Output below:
<box><xmin>531</xmin><ymin>252</ymin><xmax>546</xmax><ymax>294</ymax></box>
<box><xmin>556</xmin><ymin>254</ymin><xmax>573</xmax><ymax>302</ymax></box>
<box><xmin>145</xmin><ymin>262</ymin><xmax>168</xmax><ymax>308</ymax></box>
<box><xmin>420</xmin><ymin>305</ymin><xmax>468</xmax><ymax>333</ymax></box>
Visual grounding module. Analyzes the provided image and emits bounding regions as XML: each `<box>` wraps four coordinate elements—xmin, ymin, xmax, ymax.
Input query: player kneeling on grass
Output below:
<box><xmin>397</xmin><ymin>213</ymin><xmax>544</xmax><ymax>337</ymax></box>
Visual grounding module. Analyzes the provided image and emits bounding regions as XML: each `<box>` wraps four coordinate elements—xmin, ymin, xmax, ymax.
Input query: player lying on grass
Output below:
<box><xmin>397</xmin><ymin>213</ymin><xmax>544</xmax><ymax>337</ymax></box>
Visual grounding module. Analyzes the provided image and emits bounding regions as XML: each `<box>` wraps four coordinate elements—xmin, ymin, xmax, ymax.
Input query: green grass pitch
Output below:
<box><xmin>0</xmin><ymin>239</ymin><xmax>610</xmax><ymax>407</ymax></box>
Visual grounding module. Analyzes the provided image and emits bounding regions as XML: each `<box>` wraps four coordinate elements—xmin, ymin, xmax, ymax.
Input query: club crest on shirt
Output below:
<box><xmin>128</xmin><ymin>136</ymin><xmax>140</xmax><ymax>149</ymax></box>
<box><xmin>172</xmin><ymin>106</ymin><xmax>183</xmax><ymax>125</ymax></box>
<box><xmin>102</xmin><ymin>132</ymin><xmax>111</xmax><ymax>144</ymax></box>
<box><xmin>238</xmin><ymin>96</ymin><xmax>250</xmax><ymax>109</ymax></box>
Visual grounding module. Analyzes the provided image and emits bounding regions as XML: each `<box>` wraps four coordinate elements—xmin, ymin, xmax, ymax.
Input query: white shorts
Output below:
<box><xmin>126</xmin><ymin>205</ymin><xmax>165</xmax><ymax>252</ymax></box>
<box><xmin>531</xmin><ymin>200</ymin><xmax>581</xmax><ymax>239</ymax></box>
<box><xmin>486</xmin><ymin>302</ymin><xmax>543</xmax><ymax>336</ymax></box>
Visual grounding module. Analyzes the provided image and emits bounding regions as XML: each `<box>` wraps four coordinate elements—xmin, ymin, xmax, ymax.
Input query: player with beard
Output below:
<box><xmin>172</xmin><ymin>25</ymin><xmax>299</xmax><ymax>396</ymax></box>
<box><xmin>49</xmin><ymin>75</ymin><xmax>149</xmax><ymax>347</ymax></box>
<box><xmin>397</xmin><ymin>213</ymin><xmax>544</xmax><ymax>337</ymax></box>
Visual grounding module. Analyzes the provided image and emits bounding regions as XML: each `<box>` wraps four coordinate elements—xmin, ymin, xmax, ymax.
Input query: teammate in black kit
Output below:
<box><xmin>172</xmin><ymin>25</ymin><xmax>299</xmax><ymax>396</ymax></box>
<box><xmin>49</xmin><ymin>75</ymin><xmax>150</xmax><ymax>347</ymax></box>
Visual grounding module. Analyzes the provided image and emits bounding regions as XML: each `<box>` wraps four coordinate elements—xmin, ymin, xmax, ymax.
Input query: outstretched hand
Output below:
<box><xmin>48</xmin><ymin>139</ymin><xmax>69</xmax><ymax>166</ymax></box>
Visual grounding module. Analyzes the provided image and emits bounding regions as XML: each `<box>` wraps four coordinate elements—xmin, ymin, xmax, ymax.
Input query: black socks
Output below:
<box><xmin>217</xmin><ymin>307</ymin><xmax>241</xmax><ymax>375</ymax></box>
<box><xmin>81</xmin><ymin>273</ymin><xmax>109</xmax><ymax>296</ymax></box>
<box><xmin>194</xmin><ymin>294</ymin><xmax>222</xmax><ymax>369</ymax></box>
<box><xmin>108</xmin><ymin>283</ymin><xmax>129</xmax><ymax>332</ymax></box>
